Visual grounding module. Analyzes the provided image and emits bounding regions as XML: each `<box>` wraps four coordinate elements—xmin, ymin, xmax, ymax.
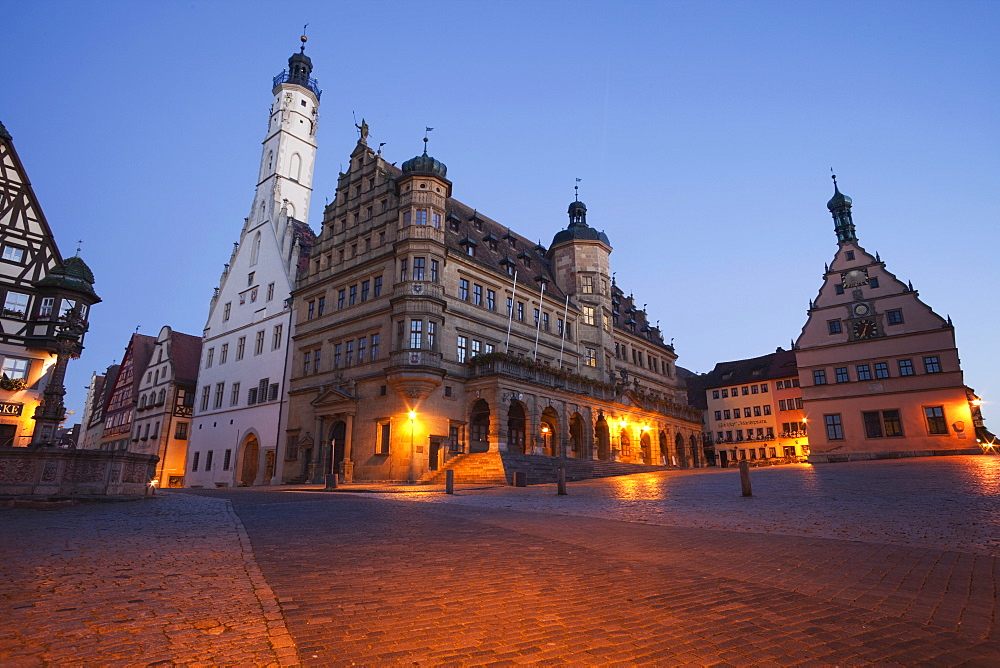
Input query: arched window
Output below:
<box><xmin>289</xmin><ymin>153</ymin><xmax>302</xmax><ymax>182</ymax></box>
<box><xmin>259</xmin><ymin>202</ymin><xmax>267</xmax><ymax>222</ymax></box>
<box><xmin>266</xmin><ymin>151</ymin><xmax>273</xmax><ymax>172</ymax></box>
<box><xmin>250</xmin><ymin>232</ymin><xmax>261</xmax><ymax>266</ymax></box>
<box><xmin>286</xmin><ymin>202</ymin><xmax>296</xmax><ymax>219</ymax></box>
<box><xmin>158</xmin><ymin>389</ymin><xmax>166</xmax><ymax>404</ymax></box>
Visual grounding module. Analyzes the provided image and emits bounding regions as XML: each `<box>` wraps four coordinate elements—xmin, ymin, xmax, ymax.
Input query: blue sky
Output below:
<box><xmin>4</xmin><ymin>1</ymin><xmax>998</xmax><ymax>424</ymax></box>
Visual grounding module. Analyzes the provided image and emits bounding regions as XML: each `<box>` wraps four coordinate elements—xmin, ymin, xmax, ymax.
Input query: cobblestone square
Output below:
<box><xmin>2</xmin><ymin>456</ymin><xmax>999</xmax><ymax>665</ymax></box>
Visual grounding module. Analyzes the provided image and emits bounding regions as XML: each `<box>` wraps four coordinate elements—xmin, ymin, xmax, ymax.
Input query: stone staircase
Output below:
<box><xmin>421</xmin><ymin>451</ymin><xmax>673</xmax><ymax>486</ymax></box>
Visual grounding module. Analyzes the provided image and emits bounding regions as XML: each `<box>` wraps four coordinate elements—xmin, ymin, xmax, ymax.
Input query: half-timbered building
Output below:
<box><xmin>100</xmin><ymin>334</ymin><xmax>155</xmax><ymax>452</ymax></box>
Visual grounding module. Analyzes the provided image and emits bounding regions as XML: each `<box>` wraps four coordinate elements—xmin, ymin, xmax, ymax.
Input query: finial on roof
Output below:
<box><xmin>75</xmin><ymin>240</ymin><xmax>83</xmax><ymax>257</ymax></box>
<box><xmin>574</xmin><ymin>177</ymin><xmax>581</xmax><ymax>201</ymax></box>
<box><xmin>300</xmin><ymin>24</ymin><xmax>308</xmax><ymax>52</ymax></box>
<box><xmin>423</xmin><ymin>127</ymin><xmax>434</xmax><ymax>155</ymax></box>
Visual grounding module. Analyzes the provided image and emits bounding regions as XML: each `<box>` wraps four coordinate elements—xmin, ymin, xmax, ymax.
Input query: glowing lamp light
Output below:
<box><xmin>408</xmin><ymin>411</ymin><xmax>417</xmax><ymax>420</ymax></box>
<box><xmin>541</xmin><ymin>425</ymin><xmax>551</xmax><ymax>434</ymax></box>
<box><xmin>619</xmin><ymin>421</ymin><xmax>628</xmax><ymax>430</ymax></box>
<box><xmin>972</xmin><ymin>398</ymin><xmax>983</xmax><ymax>407</ymax></box>
<box><xmin>641</xmin><ymin>425</ymin><xmax>651</xmax><ymax>432</ymax></box>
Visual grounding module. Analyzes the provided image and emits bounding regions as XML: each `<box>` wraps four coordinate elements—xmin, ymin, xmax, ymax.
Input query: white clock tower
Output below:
<box><xmin>186</xmin><ymin>37</ymin><xmax>320</xmax><ymax>488</ymax></box>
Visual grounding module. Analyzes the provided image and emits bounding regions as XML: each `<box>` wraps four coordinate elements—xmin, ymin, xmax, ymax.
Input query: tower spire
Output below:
<box><xmin>827</xmin><ymin>172</ymin><xmax>857</xmax><ymax>244</ymax></box>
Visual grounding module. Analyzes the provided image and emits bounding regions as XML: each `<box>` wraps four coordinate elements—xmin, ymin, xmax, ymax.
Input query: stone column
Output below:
<box><xmin>342</xmin><ymin>412</ymin><xmax>355</xmax><ymax>482</ymax></box>
<box><xmin>309</xmin><ymin>414</ymin><xmax>325</xmax><ymax>483</ymax></box>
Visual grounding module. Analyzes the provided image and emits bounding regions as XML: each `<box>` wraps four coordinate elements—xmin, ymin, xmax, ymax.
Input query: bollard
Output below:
<box><xmin>325</xmin><ymin>473</ymin><xmax>339</xmax><ymax>490</ymax></box>
<box><xmin>513</xmin><ymin>471</ymin><xmax>527</xmax><ymax>487</ymax></box>
<box><xmin>556</xmin><ymin>466</ymin><xmax>567</xmax><ymax>495</ymax></box>
<box><xmin>739</xmin><ymin>460</ymin><xmax>752</xmax><ymax>497</ymax></box>
<box><xmin>445</xmin><ymin>469</ymin><xmax>454</xmax><ymax>494</ymax></box>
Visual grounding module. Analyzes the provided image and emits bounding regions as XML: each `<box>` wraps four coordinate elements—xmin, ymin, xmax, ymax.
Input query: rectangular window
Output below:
<box><xmin>457</xmin><ymin>336</ymin><xmax>468</xmax><ymax>363</ymax></box>
<box><xmin>223</xmin><ymin>449</ymin><xmax>232</xmax><ymax>471</ymax></box>
<box><xmin>459</xmin><ymin>279</ymin><xmax>469</xmax><ymax>300</ymax></box>
<box><xmin>377</xmin><ymin>421</ymin><xmax>391</xmax><ymax>455</ymax></box>
<box><xmin>835</xmin><ymin>367</ymin><xmax>849</xmax><ymax>383</ymax></box>
<box><xmin>2</xmin><ymin>292</ymin><xmax>29</xmax><ymax>319</ymax></box>
<box><xmin>863</xmin><ymin>411</ymin><xmax>883</xmax><ymax>438</ymax></box>
<box><xmin>0</xmin><ymin>357</ymin><xmax>29</xmax><ymax>380</ymax></box>
<box><xmin>175</xmin><ymin>422</ymin><xmax>188</xmax><ymax>440</ymax></box>
<box><xmin>231</xmin><ymin>382</ymin><xmax>240</xmax><ymax>406</ymax></box>
<box><xmin>1</xmin><ymin>246</ymin><xmax>24</xmax><ymax>262</ymax></box>
<box><xmin>517</xmin><ymin>302</ymin><xmax>524</xmax><ymax>322</ymax></box>
<box><xmin>247</xmin><ymin>387</ymin><xmax>258</xmax><ymax>405</ymax></box>
<box><xmin>825</xmin><ymin>414</ymin><xmax>844</xmax><ymax>440</ymax></box>
<box><xmin>37</xmin><ymin>297</ymin><xmax>55</xmax><ymax>318</ymax></box>
<box><xmin>533</xmin><ymin>308</ymin><xmax>540</xmax><ymax>325</ymax></box>
<box><xmin>581</xmin><ymin>276</ymin><xmax>594</xmax><ymax>294</ymax></box>
<box><xmin>751</xmin><ymin>384</ymin><xmax>758</xmax><ymax>394</ymax></box>
<box><xmin>214</xmin><ymin>382</ymin><xmax>224</xmax><ymax>409</ymax></box>
<box><xmin>743</xmin><ymin>407</ymin><xmax>752</xmax><ymax>418</ymax></box>
<box><xmin>763</xmin><ymin>405</ymin><xmax>771</xmax><ymax>415</ymax></box>
<box><xmin>712</xmin><ymin>390</ymin><xmax>720</xmax><ymax>399</ymax></box>
<box><xmin>761</xmin><ymin>383</ymin><xmax>769</xmax><ymax>392</ymax></box>
<box><xmin>430</xmin><ymin>260</ymin><xmax>439</xmax><ymax>282</ymax></box>
<box><xmin>413</xmin><ymin>257</ymin><xmax>426</xmax><ymax>281</ymax></box>
<box><xmin>714</xmin><ymin>410</ymin><xmax>722</xmax><ymax>421</ymax></box>
<box><xmin>191</xmin><ymin>452</ymin><xmax>200</xmax><ymax>472</ymax></box>
<box><xmin>345</xmin><ymin>340</ymin><xmax>354</xmax><ymax>367</ymax></box>
<box><xmin>254</xmin><ymin>330</ymin><xmax>265</xmax><ymax>355</ymax></box>
<box><xmin>272</xmin><ymin>325</ymin><xmax>283</xmax><ymax>350</ymax></box>
<box><xmin>487</xmin><ymin>289</ymin><xmax>496</xmax><ymax>311</ymax></box>
<box><xmin>543</xmin><ymin>313</ymin><xmax>550</xmax><ymax>331</ymax></box>
<box><xmin>358</xmin><ymin>337</ymin><xmax>367</xmax><ymax>363</ymax></box>
<box><xmin>869</xmin><ymin>277</ymin><xmax>880</xmax><ymax>288</ymax></box>
<box><xmin>410</xmin><ymin>320</ymin><xmax>423</xmax><ymax>349</ymax></box>
<box><xmin>205</xmin><ymin>450</ymin><xmax>214</xmax><ymax>471</ymax></box>
<box><xmin>237</xmin><ymin>336</ymin><xmax>246</xmax><ymax>361</ymax></box>
<box><xmin>433</xmin><ymin>212</ymin><xmax>441</xmax><ymax>228</ymax></box>
<box><xmin>874</xmin><ymin>362</ymin><xmax>889</xmax><ymax>379</ymax></box>
<box><xmin>361</xmin><ymin>280</ymin><xmax>370</xmax><ymax>302</ymax></box>
<box><xmin>205</xmin><ymin>348</ymin><xmax>214</xmax><ymax>368</ymax></box>
<box><xmin>924</xmin><ymin>356</ymin><xmax>941</xmax><ymax>373</ymax></box>
<box><xmin>721</xmin><ymin>389</ymin><xmax>729</xmax><ymax>398</ymax></box>
<box><xmin>220</xmin><ymin>343</ymin><xmax>228</xmax><ymax>364</ymax></box>
<box><xmin>374</xmin><ymin>276</ymin><xmax>382</xmax><ymax>297</ymax></box>
<box><xmin>200</xmin><ymin>386</ymin><xmax>210</xmax><ymax>411</ymax></box>
<box><xmin>898</xmin><ymin>359</ymin><xmax>914</xmax><ymax>376</ymax></box>
<box><xmin>314</xmin><ymin>296</ymin><xmax>323</xmax><ymax>317</ymax></box>
<box><xmin>349</xmin><ymin>285</ymin><xmax>357</xmax><ymax>305</ymax></box>
<box><xmin>813</xmin><ymin>369</ymin><xmax>827</xmax><ymax>385</ymax></box>
<box><xmin>473</xmin><ymin>284</ymin><xmax>483</xmax><ymax>306</ymax></box>
<box><xmin>307</xmin><ymin>300</ymin><xmax>315</xmax><ymax>320</ymax></box>
<box><xmin>371</xmin><ymin>334</ymin><xmax>379</xmax><ymax>361</ymax></box>
<box><xmin>742</xmin><ymin>386</ymin><xmax>749</xmax><ymax>396</ymax></box>
<box><xmin>856</xmin><ymin>364</ymin><xmax>871</xmax><ymax>381</ymax></box>
<box><xmin>267</xmin><ymin>283</ymin><xmax>274</xmax><ymax>301</ymax></box>
<box><xmin>334</xmin><ymin>343</ymin><xmax>342</xmax><ymax>368</ymax></box>
<box><xmin>303</xmin><ymin>351</ymin><xmax>311</xmax><ymax>375</ymax></box>
<box><xmin>337</xmin><ymin>289</ymin><xmax>346</xmax><ymax>309</ymax></box>
<box><xmin>724</xmin><ymin>409</ymin><xmax>731</xmax><ymax>420</ymax></box>
<box><xmin>585</xmin><ymin>347</ymin><xmax>597</xmax><ymax>367</ymax></box>
<box><xmin>427</xmin><ymin>322</ymin><xmax>436</xmax><ymax>349</ymax></box>
<box><xmin>583</xmin><ymin>306</ymin><xmax>595</xmax><ymax>326</ymax></box>
<box><xmin>828</xmin><ymin>320</ymin><xmax>842</xmax><ymax>334</ymax></box>
<box><xmin>925</xmin><ymin>406</ymin><xmax>948</xmax><ymax>434</ymax></box>
<box><xmin>485</xmin><ymin>343</ymin><xmax>494</xmax><ymax>354</ymax></box>
<box><xmin>400</xmin><ymin>259</ymin><xmax>408</xmax><ymax>281</ymax></box>
<box><xmin>416</xmin><ymin>209</ymin><xmax>428</xmax><ymax>226</ymax></box>
<box><xmin>779</xmin><ymin>399</ymin><xmax>787</xmax><ymax>411</ymax></box>
<box><xmin>883</xmin><ymin>409</ymin><xmax>903</xmax><ymax>437</ymax></box>
<box><xmin>835</xmin><ymin>284</ymin><xmax>845</xmax><ymax>295</ymax></box>
<box><xmin>403</xmin><ymin>211</ymin><xmax>411</xmax><ymax>225</ymax></box>
<box><xmin>887</xmin><ymin>309</ymin><xmax>903</xmax><ymax>325</ymax></box>
<box><xmin>223</xmin><ymin>302</ymin><xmax>231</xmax><ymax>321</ymax></box>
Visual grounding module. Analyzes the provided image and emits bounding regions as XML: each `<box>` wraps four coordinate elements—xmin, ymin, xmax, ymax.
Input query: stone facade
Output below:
<box><xmin>284</xmin><ymin>133</ymin><xmax>701</xmax><ymax>483</ymax></box>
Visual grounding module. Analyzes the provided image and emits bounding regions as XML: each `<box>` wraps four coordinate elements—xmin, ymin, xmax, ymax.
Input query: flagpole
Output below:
<box><xmin>558</xmin><ymin>294</ymin><xmax>569</xmax><ymax>366</ymax></box>
<box><xmin>532</xmin><ymin>281</ymin><xmax>546</xmax><ymax>361</ymax></box>
<box><xmin>505</xmin><ymin>270</ymin><xmax>517</xmax><ymax>354</ymax></box>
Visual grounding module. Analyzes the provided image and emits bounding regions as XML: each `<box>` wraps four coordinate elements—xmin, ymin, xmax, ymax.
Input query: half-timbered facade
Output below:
<box><xmin>0</xmin><ymin>121</ymin><xmax>99</xmax><ymax>446</ymax></box>
<box><xmin>100</xmin><ymin>334</ymin><xmax>155</xmax><ymax>452</ymax></box>
<box><xmin>284</xmin><ymin>131</ymin><xmax>702</xmax><ymax>483</ymax></box>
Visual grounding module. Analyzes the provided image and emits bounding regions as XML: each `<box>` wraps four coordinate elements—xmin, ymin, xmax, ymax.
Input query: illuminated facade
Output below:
<box><xmin>701</xmin><ymin>349</ymin><xmax>808</xmax><ymax>467</ymax></box>
<box><xmin>0</xmin><ymin>122</ymin><xmax>100</xmax><ymax>447</ymax></box>
<box><xmin>283</xmin><ymin>130</ymin><xmax>701</xmax><ymax>483</ymax></box>
<box><xmin>795</xmin><ymin>178</ymin><xmax>980</xmax><ymax>462</ymax></box>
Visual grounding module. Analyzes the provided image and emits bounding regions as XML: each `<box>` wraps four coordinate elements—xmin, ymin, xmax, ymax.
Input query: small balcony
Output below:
<box><xmin>272</xmin><ymin>70</ymin><xmax>322</xmax><ymax>99</ymax></box>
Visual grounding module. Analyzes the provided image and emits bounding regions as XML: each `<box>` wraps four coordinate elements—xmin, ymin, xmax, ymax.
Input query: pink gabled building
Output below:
<box><xmin>795</xmin><ymin>177</ymin><xmax>981</xmax><ymax>462</ymax></box>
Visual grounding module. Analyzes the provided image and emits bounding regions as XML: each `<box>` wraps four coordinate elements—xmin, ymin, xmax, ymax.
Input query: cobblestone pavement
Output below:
<box><xmin>3</xmin><ymin>456</ymin><xmax>999</xmax><ymax>666</ymax></box>
<box><xmin>0</xmin><ymin>493</ymin><xmax>296</xmax><ymax>667</ymax></box>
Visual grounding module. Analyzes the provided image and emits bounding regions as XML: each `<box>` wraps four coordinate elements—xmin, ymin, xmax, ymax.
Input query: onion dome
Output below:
<box><xmin>827</xmin><ymin>179</ymin><xmax>852</xmax><ymax>211</ymax></box>
<box><xmin>34</xmin><ymin>255</ymin><xmax>100</xmax><ymax>302</ymax></box>
<box><xmin>287</xmin><ymin>34</ymin><xmax>314</xmax><ymax>87</ymax></box>
<box><xmin>402</xmin><ymin>137</ymin><xmax>447</xmax><ymax>179</ymax></box>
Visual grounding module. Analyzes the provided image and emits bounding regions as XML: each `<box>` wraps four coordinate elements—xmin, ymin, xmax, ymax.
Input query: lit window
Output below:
<box><xmin>582</xmin><ymin>306</ymin><xmax>595</xmax><ymax>326</ymax></box>
<box><xmin>0</xmin><ymin>357</ymin><xmax>29</xmax><ymax>380</ymax></box>
<box><xmin>925</xmin><ymin>406</ymin><xmax>947</xmax><ymax>434</ymax></box>
<box><xmin>457</xmin><ymin>336</ymin><xmax>468</xmax><ymax>363</ymax></box>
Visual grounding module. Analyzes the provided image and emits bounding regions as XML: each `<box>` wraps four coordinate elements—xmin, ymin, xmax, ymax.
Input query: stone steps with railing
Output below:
<box><xmin>421</xmin><ymin>451</ymin><xmax>674</xmax><ymax>486</ymax></box>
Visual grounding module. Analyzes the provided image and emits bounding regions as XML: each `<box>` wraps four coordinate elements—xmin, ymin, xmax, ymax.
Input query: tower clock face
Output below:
<box><xmin>853</xmin><ymin>303</ymin><xmax>870</xmax><ymax>317</ymax></box>
<box><xmin>853</xmin><ymin>319</ymin><xmax>877</xmax><ymax>340</ymax></box>
<box><xmin>842</xmin><ymin>268</ymin><xmax>869</xmax><ymax>288</ymax></box>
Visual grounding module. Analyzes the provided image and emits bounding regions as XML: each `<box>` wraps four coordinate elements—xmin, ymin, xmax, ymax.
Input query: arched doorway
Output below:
<box><xmin>470</xmin><ymin>399</ymin><xmax>490</xmax><ymax>453</ymax></box>
<box><xmin>541</xmin><ymin>407</ymin><xmax>559</xmax><ymax>457</ymax></box>
<box><xmin>640</xmin><ymin>432</ymin><xmax>652</xmax><ymax>465</ymax></box>
<box><xmin>239</xmin><ymin>434</ymin><xmax>259</xmax><ymax>486</ymax></box>
<box><xmin>619</xmin><ymin>430</ymin><xmax>631</xmax><ymax>461</ymax></box>
<box><xmin>689</xmin><ymin>435</ymin><xmax>699</xmax><ymax>468</ymax></box>
<box><xmin>330</xmin><ymin>421</ymin><xmax>346</xmax><ymax>475</ymax></box>
<box><xmin>595</xmin><ymin>416</ymin><xmax>611</xmax><ymax>461</ymax></box>
<box><xmin>507</xmin><ymin>401</ymin><xmax>526</xmax><ymax>454</ymax></box>
<box><xmin>659</xmin><ymin>431</ymin><xmax>668</xmax><ymax>466</ymax></box>
<box><xmin>569</xmin><ymin>413</ymin><xmax>585</xmax><ymax>458</ymax></box>
<box><xmin>675</xmin><ymin>432</ymin><xmax>687</xmax><ymax>468</ymax></box>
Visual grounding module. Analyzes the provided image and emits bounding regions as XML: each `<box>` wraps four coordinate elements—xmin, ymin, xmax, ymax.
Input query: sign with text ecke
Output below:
<box><xmin>0</xmin><ymin>403</ymin><xmax>24</xmax><ymax>416</ymax></box>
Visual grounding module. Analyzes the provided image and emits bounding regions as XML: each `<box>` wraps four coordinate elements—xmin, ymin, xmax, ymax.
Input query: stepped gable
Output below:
<box><xmin>442</xmin><ymin>199</ymin><xmax>569</xmax><ymax>302</ymax></box>
<box><xmin>169</xmin><ymin>331</ymin><xmax>203</xmax><ymax>385</ymax></box>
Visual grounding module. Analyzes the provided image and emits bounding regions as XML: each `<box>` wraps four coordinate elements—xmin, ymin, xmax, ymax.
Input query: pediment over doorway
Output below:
<box><xmin>618</xmin><ymin>390</ymin><xmax>646</xmax><ymax>410</ymax></box>
<box><xmin>310</xmin><ymin>383</ymin><xmax>360</xmax><ymax>408</ymax></box>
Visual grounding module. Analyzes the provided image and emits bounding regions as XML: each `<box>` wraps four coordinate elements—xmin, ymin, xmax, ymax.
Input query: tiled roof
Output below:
<box><xmin>289</xmin><ymin>218</ymin><xmax>316</xmax><ymax>279</ymax></box>
<box><xmin>169</xmin><ymin>331</ymin><xmax>203</xmax><ymax>385</ymax></box>
<box><xmin>699</xmin><ymin>349</ymin><xmax>799</xmax><ymax>390</ymax></box>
